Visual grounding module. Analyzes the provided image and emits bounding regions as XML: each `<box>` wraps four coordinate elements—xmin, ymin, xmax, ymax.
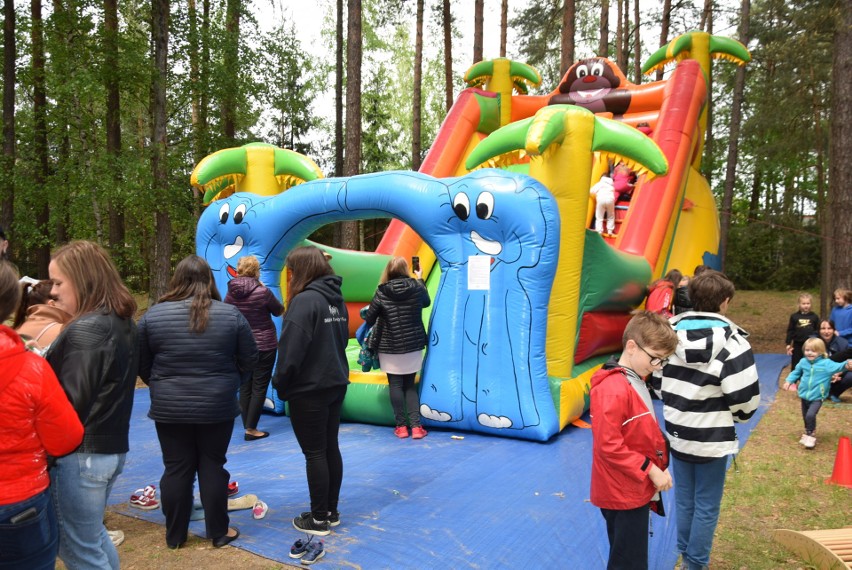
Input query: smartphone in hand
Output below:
<box><xmin>411</xmin><ymin>256</ymin><xmax>420</xmax><ymax>273</ymax></box>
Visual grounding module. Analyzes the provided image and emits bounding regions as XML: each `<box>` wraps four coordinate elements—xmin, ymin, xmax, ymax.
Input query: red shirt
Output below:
<box><xmin>0</xmin><ymin>325</ymin><xmax>83</xmax><ymax>505</ymax></box>
<box><xmin>590</xmin><ymin>366</ymin><xmax>668</xmax><ymax>510</ymax></box>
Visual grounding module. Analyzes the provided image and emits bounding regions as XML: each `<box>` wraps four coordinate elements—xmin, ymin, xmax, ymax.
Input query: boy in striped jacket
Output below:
<box><xmin>651</xmin><ymin>270</ymin><xmax>760</xmax><ymax>570</ymax></box>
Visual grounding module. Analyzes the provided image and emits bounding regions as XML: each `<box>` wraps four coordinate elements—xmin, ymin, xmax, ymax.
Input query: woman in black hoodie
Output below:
<box><xmin>363</xmin><ymin>256</ymin><xmax>431</xmax><ymax>440</ymax></box>
<box><xmin>274</xmin><ymin>246</ymin><xmax>349</xmax><ymax>537</ymax></box>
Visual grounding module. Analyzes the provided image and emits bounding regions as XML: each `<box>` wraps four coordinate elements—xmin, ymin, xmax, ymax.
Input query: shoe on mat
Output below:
<box><xmin>252</xmin><ymin>500</ymin><xmax>268</xmax><ymax>520</ymax></box>
<box><xmin>293</xmin><ymin>512</ymin><xmax>330</xmax><ymax>536</ymax></box>
<box><xmin>227</xmin><ymin>481</ymin><xmax>239</xmax><ymax>496</ymax></box>
<box><xmin>108</xmin><ymin>530</ymin><xmax>125</xmax><ymax>547</ymax></box>
<box><xmin>411</xmin><ymin>426</ymin><xmax>428</xmax><ymax>439</ymax></box>
<box><xmin>301</xmin><ymin>540</ymin><xmax>325</xmax><ymax>565</ymax></box>
<box><xmin>289</xmin><ymin>537</ymin><xmax>313</xmax><ymax>559</ymax></box>
<box><xmin>300</xmin><ymin>510</ymin><xmax>340</xmax><ymax>527</ymax></box>
<box><xmin>129</xmin><ymin>485</ymin><xmax>159</xmax><ymax>510</ymax></box>
<box><xmin>394</xmin><ymin>425</ymin><xmax>409</xmax><ymax>439</ymax></box>
<box><xmin>804</xmin><ymin>435</ymin><xmax>817</xmax><ymax>449</ymax></box>
<box><xmin>228</xmin><ymin>493</ymin><xmax>258</xmax><ymax>511</ymax></box>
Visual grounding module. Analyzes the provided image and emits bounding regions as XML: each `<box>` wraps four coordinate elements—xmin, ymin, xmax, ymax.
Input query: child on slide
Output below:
<box><xmin>590</xmin><ymin>173</ymin><xmax>616</xmax><ymax>236</ymax></box>
<box><xmin>784</xmin><ymin>336</ymin><xmax>852</xmax><ymax>449</ymax></box>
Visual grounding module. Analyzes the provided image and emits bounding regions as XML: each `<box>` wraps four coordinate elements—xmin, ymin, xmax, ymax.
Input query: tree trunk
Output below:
<box><xmin>151</xmin><ymin>0</ymin><xmax>171</xmax><ymax>302</ymax></box>
<box><xmin>412</xmin><ymin>0</ymin><xmax>423</xmax><ymax>170</ymax></box>
<box><xmin>1</xmin><ymin>0</ymin><xmax>15</xmax><ymax>237</ymax></box>
<box><xmin>335</xmin><ymin>0</ymin><xmax>344</xmax><ymax>176</ymax></box>
<box><xmin>342</xmin><ymin>0</ymin><xmax>362</xmax><ymax>250</ymax></box>
<box><xmin>598</xmin><ymin>0</ymin><xmax>609</xmax><ymax>57</ymax></box>
<box><xmin>656</xmin><ymin>0</ymin><xmax>672</xmax><ymax>81</ymax></box>
<box><xmin>719</xmin><ymin>0</ymin><xmax>749</xmax><ymax>272</ymax></box>
<box><xmin>500</xmin><ymin>0</ymin><xmax>507</xmax><ymax>58</ymax></box>
<box><xmin>223</xmin><ymin>0</ymin><xmax>240</xmax><ymax>142</ymax></box>
<box><xmin>443</xmin><ymin>0</ymin><xmax>453</xmax><ymax>112</ymax></box>
<box><xmin>473</xmin><ymin>0</ymin><xmax>483</xmax><ymax>63</ymax></box>
<box><xmin>632</xmin><ymin>0</ymin><xmax>641</xmax><ymax>83</ymax></box>
<box><xmin>31</xmin><ymin>0</ymin><xmax>50</xmax><ymax>276</ymax></box>
<box><xmin>615</xmin><ymin>0</ymin><xmax>624</xmax><ymax>72</ymax></box>
<box><xmin>828</xmin><ymin>0</ymin><xmax>852</xmax><ymax>294</ymax></box>
<box><xmin>104</xmin><ymin>0</ymin><xmax>125</xmax><ymax>269</ymax></box>
<box><xmin>560</xmin><ymin>0</ymin><xmax>575</xmax><ymax>77</ymax></box>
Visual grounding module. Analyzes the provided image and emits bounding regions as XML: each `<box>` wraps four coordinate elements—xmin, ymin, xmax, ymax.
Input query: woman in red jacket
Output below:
<box><xmin>0</xmin><ymin>260</ymin><xmax>83</xmax><ymax>569</ymax></box>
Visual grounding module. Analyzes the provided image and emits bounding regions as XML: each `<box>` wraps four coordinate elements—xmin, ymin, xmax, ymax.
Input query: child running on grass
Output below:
<box><xmin>590</xmin><ymin>311</ymin><xmax>678</xmax><ymax>570</ymax></box>
<box><xmin>783</xmin><ymin>337</ymin><xmax>852</xmax><ymax>449</ymax></box>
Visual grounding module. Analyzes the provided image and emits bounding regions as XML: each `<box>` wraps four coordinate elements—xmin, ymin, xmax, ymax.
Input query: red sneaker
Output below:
<box><xmin>411</xmin><ymin>426</ymin><xmax>428</xmax><ymax>439</ymax></box>
<box><xmin>227</xmin><ymin>481</ymin><xmax>239</xmax><ymax>497</ymax></box>
<box><xmin>394</xmin><ymin>426</ymin><xmax>409</xmax><ymax>439</ymax></box>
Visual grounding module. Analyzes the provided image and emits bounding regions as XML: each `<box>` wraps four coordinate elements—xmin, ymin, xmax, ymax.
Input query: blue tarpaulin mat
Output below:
<box><xmin>110</xmin><ymin>354</ymin><xmax>787</xmax><ymax>568</ymax></box>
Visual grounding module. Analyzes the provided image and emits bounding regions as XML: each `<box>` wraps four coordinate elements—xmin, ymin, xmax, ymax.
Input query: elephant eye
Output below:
<box><xmin>452</xmin><ymin>193</ymin><xmax>470</xmax><ymax>221</ymax></box>
<box><xmin>476</xmin><ymin>192</ymin><xmax>494</xmax><ymax>220</ymax></box>
<box><xmin>218</xmin><ymin>203</ymin><xmax>230</xmax><ymax>224</ymax></box>
<box><xmin>234</xmin><ymin>204</ymin><xmax>247</xmax><ymax>224</ymax></box>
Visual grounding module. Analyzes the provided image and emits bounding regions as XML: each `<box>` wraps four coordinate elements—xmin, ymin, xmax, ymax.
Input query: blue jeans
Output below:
<box><xmin>0</xmin><ymin>488</ymin><xmax>58</xmax><ymax>569</ymax></box>
<box><xmin>50</xmin><ymin>452</ymin><xmax>125</xmax><ymax>570</ymax></box>
<box><xmin>800</xmin><ymin>398</ymin><xmax>823</xmax><ymax>434</ymax></box>
<box><xmin>672</xmin><ymin>455</ymin><xmax>728</xmax><ymax>570</ymax></box>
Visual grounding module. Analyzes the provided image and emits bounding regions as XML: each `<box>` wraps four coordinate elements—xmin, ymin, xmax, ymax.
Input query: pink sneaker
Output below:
<box><xmin>394</xmin><ymin>426</ymin><xmax>409</xmax><ymax>439</ymax></box>
<box><xmin>252</xmin><ymin>500</ymin><xmax>268</xmax><ymax>520</ymax></box>
<box><xmin>411</xmin><ymin>426</ymin><xmax>428</xmax><ymax>439</ymax></box>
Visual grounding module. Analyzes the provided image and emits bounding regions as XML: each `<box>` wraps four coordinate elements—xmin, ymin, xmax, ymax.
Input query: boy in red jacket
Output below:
<box><xmin>590</xmin><ymin>311</ymin><xmax>678</xmax><ymax>570</ymax></box>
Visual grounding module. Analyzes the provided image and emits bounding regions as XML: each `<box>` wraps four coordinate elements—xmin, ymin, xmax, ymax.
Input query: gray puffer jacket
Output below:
<box><xmin>363</xmin><ymin>277</ymin><xmax>430</xmax><ymax>354</ymax></box>
<box><xmin>137</xmin><ymin>299</ymin><xmax>258</xmax><ymax>423</ymax></box>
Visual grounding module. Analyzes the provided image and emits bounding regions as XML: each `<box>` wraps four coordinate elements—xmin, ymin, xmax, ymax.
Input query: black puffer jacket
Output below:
<box><xmin>363</xmin><ymin>277</ymin><xmax>430</xmax><ymax>354</ymax></box>
<box><xmin>45</xmin><ymin>311</ymin><xmax>138</xmax><ymax>454</ymax></box>
<box><xmin>137</xmin><ymin>299</ymin><xmax>258</xmax><ymax>423</ymax></box>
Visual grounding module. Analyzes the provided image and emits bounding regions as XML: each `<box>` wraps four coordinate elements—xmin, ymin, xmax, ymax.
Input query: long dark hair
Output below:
<box><xmin>158</xmin><ymin>255</ymin><xmax>221</xmax><ymax>333</ymax></box>
<box><xmin>0</xmin><ymin>261</ymin><xmax>21</xmax><ymax>323</ymax></box>
<box><xmin>285</xmin><ymin>246</ymin><xmax>334</xmax><ymax>306</ymax></box>
<box><xmin>12</xmin><ymin>279</ymin><xmax>53</xmax><ymax>328</ymax></box>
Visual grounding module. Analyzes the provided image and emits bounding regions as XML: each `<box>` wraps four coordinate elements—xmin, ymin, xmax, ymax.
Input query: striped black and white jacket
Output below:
<box><xmin>651</xmin><ymin>312</ymin><xmax>760</xmax><ymax>462</ymax></box>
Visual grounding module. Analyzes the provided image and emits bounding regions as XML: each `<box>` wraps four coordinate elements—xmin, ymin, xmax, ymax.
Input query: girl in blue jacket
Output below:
<box><xmin>784</xmin><ymin>337</ymin><xmax>852</xmax><ymax>448</ymax></box>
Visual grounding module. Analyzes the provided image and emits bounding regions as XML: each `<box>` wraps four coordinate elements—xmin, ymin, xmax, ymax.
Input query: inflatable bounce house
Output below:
<box><xmin>192</xmin><ymin>31</ymin><xmax>750</xmax><ymax>441</ymax></box>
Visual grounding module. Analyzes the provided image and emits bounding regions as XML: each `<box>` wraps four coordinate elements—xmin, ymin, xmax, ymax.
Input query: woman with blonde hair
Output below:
<box><xmin>45</xmin><ymin>241</ymin><xmax>138</xmax><ymax>569</ymax></box>
<box><xmin>274</xmin><ymin>246</ymin><xmax>349</xmax><ymax>541</ymax></box>
<box><xmin>225</xmin><ymin>255</ymin><xmax>284</xmax><ymax>440</ymax></box>
<box><xmin>363</xmin><ymin>256</ymin><xmax>431</xmax><ymax>439</ymax></box>
<box><xmin>0</xmin><ymin>260</ymin><xmax>83</xmax><ymax>569</ymax></box>
<box><xmin>138</xmin><ymin>255</ymin><xmax>257</xmax><ymax>549</ymax></box>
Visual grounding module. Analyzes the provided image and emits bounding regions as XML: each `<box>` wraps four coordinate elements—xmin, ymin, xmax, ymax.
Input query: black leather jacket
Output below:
<box><xmin>364</xmin><ymin>277</ymin><xmax>430</xmax><ymax>354</ymax></box>
<box><xmin>46</xmin><ymin>311</ymin><xmax>139</xmax><ymax>454</ymax></box>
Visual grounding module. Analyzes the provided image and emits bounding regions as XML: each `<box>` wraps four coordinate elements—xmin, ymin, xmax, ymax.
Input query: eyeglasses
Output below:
<box><xmin>636</xmin><ymin>343</ymin><xmax>669</xmax><ymax>367</ymax></box>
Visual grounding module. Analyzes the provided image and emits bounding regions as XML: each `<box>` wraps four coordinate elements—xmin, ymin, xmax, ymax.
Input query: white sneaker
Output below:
<box><xmin>804</xmin><ymin>435</ymin><xmax>817</xmax><ymax>449</ymax></box>
<box><xmin>798</xmin><ymin>434</ymin><xmax>809</xmax><ymax>446</ymax></box>
<box><xmin>108</xmin><ymin>530</ymin><xmax>125</xmax><ymax>547</ymax></box>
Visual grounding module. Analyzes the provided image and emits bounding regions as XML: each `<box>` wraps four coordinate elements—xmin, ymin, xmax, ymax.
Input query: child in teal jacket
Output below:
<box><xmin>784</xmin><ymin>337</ymin><xmax>852</xmax><ymax>448</ymax></box>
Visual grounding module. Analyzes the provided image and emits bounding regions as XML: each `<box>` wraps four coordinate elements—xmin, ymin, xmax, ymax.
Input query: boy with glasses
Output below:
<box><xmin>652</xmin><ymin>269</ymin><xmax>760</xmax><ymax>570</ymax></box>
<box><xmin>590</xmin><ymin>311</ymin><xmax>678</xmax><ymax>570</ymax></box>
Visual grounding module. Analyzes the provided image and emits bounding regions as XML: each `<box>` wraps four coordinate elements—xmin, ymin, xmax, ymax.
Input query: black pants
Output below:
<box><xmin>386</xmin><ymin>372</ymin><xmax>422</xmax><ymax>427</ymax></box>
<box><xmin>240</xmin><ymin>349</ymin><xmax>277</xmax><ymax>430</ymax></box>
<box><xmin>289</xmin><ymin>385</ymin><xmax>347</xmax><ymax>520</ymax></box>
<box><xmin>155</xmin><ymin>420</ymin><xmax>233</xmax><ymax>546</ymax></box>
<box><xmin>600</xmin><ymin>505</ymin><xmax>650</xmax><ymax>570</ymax></box>
<box><xmin>790</xmin><ymin>341</ymin><xmax>805</xmax><ymax>369</ymax></box>
<box><xmin>800</xmin><ymin>398</ymin><xmax>823</xmax><ymax>434</ymax></box>
<box><xmin>830</xmin><ymin>371</ymin><xmax>852</xmax><ymax>399</ymax></box>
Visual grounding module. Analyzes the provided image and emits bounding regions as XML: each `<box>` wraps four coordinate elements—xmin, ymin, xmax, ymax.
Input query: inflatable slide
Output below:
<box><xmin>191</xmin><ymin>31</ymin><xmax>749</xmax><ymax>441</ymax></box>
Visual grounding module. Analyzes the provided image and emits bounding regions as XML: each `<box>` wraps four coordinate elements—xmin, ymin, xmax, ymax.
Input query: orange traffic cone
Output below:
<box><xmin>825</xmin><ymin>436</ymin><xmax>852</xmax><ymax>488</ymax></box>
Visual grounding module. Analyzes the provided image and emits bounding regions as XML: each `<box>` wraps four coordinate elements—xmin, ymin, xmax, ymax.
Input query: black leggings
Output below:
<box><xmin>240</xmin><ymin>349</ymin><xmax>277</xmax><ymax>430</ymax></box>
<box><xmin>386</xmin><ymin>372</ymin><xmax>422</xmax><ymax>428</ymax></box>
<box><xmin>289</xmin><ymin>385</ymin><xmax>347</xmax><ymax>520</ymax></box>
